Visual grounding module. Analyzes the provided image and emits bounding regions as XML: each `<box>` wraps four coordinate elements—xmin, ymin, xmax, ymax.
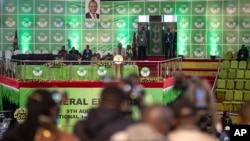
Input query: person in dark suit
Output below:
<box><xmin>164</xmin><ymin>28</ymin><xmax>174</xmax><ymax>58</ymax></box>
<box><xmin>237</xmin><ymin>44</ymin><xmax>249</xmax><ymax>61</ymax></box>
<box><xmin>82</xmin><ymin>45</ymin><xmax>93</xmax><ymax>60</ymax></box>
<box><xmin>86</xmin><ymin>0</ymin><xmax>100</xmax><ymax>19</ymax></box>
<box><xmin>137</xmin><ymin>27</ymin><xmax>147</xmax><ymax>60</ymax></box>
<box><xmin>69</xmin><ymin>47</ymin><xmax>80</xmax><ymax>55</ymax></box>
<box><xmin>172</xmin><ymin>27</ymin><xmax>177</xmax><ymax>58</ymax></box>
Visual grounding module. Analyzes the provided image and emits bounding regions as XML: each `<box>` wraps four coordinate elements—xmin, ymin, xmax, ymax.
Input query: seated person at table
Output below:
<box><xmin>82</xmin><ymin>45</ymin><xmax>93</xmax><ymax>60</ymax></box>
<box><xmin>58</xmin><ymin>45</ymin><xmax>67</xmax><ymax>59</ymax></box>
<box><xmin>91</xmin><ymin>53</ymin><xmax>101</xmax><ymax>64</ymax></box>
<box><xmin>237</xmin><ymin>44</ymin><xmax>249</xmax><ymax>61</ymax></box>
<box><xmin>103</xmin><ymin>53</ymin><xmax>113</xmax><ymax>60</ymax></box>
<box><xmin>69</xmin><ymin>47</ymin><xmax>80</xmax><ymax>55</ymax></box>
<box><xmin>113</xmin><ymin>43</ymin><xmax>127</xmax><ymax>59</ymax></box>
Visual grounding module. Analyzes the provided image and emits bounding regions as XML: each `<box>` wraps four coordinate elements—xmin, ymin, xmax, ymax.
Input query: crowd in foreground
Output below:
<box><xmin>1</xmin><ymin>73</ymin><xmax>250</xmax><ymax>141</ymax></box>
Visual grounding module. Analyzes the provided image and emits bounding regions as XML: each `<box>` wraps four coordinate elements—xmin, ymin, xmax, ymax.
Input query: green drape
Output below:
<box><xmin>0</xmin><ymin>85</ymin><xmax>20</xmax><ymax>110</ymax></box>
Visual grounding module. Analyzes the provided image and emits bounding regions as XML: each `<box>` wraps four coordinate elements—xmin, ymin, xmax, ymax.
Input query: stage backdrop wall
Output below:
<box><xmin>1</xmin><ymin>0</ymin><xmax>249</xmax><ymax>58</ymax></box>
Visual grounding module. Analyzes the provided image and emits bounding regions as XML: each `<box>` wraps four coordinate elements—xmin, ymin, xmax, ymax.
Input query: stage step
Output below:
<box><xmin>135</xmin><ymin>57</ymin><xmax>218</xmax><ymax>86</ymax></box>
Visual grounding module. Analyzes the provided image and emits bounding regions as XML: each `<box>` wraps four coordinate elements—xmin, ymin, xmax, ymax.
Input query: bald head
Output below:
<box><xmin>142</xmin><ymin>104</ymin><xmax>172</xmax><ymax>135</ymax></box>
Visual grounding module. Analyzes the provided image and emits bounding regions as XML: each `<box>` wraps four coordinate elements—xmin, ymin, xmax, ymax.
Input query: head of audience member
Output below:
<box><xmin>99</xmin><ymin>85</ymin><xmax>126</xmax><ymax>111</ymax></box>
<box><xmin>142</xmin><ymin>104</ymin><xmax>172</xmax><ymax>135</ymax></box>
<box><xmin>172</xmin><ymin>97</ymin><xmax>198</xmax><ymax>128</ymax></box>
<box><xmin>186</xmin><ymin>76</ymin><xmax>217</xmax><ymax>133</ymax></box>
<box><xmin>238</xmin><ymin>101</ymin><xmax>250</xmax><ymax>124</ymax></box>
<box><xmin>27</xmin><ymin>89</ymin><xmax>59</xmax><ymax>123</ymax></box>
<box><xmin>121</xmin><ymin>74</ymin><xmax>145</xmax><ymax>111</ymax></box>
<box><xmin>19</xmin><ymin>89</ymin><xmax>60</xmax><ymax>141</ymax></box>
<box><xmin>88</xmin><ymin>0</ymin><xmax>98</xmax><ymax>15</ymax></box>
<box><xmin>173</xmin><ymin>72</ymin><xmax>188</xmax><ymax>91</ymax></box>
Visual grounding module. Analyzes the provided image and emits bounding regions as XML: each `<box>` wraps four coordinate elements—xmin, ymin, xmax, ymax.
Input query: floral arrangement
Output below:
<box><xmin>44</xmin><ymin>60</ymin><xmax>66</xmax><ymax>68</ymax></box>
<box><xmin>96</xmin><ymin>61</ymin><xmax>113</xmax><ymax>68</ymax></box>
<box><xmin>14</xmin><ymin>107</ymin><xmax>28</xmax><ymax>120</ymax></box>
<box><xmin>140</xmin><ymin>77</ymin><xmax>163</xmax><ymax>82</ymax></box>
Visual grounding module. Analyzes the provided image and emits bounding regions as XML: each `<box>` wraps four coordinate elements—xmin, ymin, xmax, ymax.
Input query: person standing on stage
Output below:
<box><xmin>137</xmin><ymin>27</ymin><xmax>147</xmax><ymax>60</ymax></box>
<box><xmin>164</xmin><ymin>28</ymin><xmax>174</xmax><ymax>58</ymax></box>
<box><xmin>172</xmin><ymin>27</ymin><xmax>177</xmax><ymax>58</ymax></box>
<box><xmin>113</xmin><ymin>43</ymin><xmax>126</xmax><ymax>78</ymax></box>
<box><xmin>113</xmin><ymin>43</ymin><xmax>127</xmax><ymax>58</ymax></box>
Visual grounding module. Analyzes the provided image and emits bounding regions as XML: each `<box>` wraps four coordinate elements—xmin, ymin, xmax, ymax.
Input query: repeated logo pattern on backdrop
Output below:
<box><xmin>1</xmin><ymin>0</ymin><xmax>250</xmax><ymax>58</ymax></box>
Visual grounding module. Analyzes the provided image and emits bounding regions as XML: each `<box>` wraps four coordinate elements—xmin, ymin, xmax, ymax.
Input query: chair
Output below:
<box><xmin>224</xmin><ymin>51</ymin><xmax>233</xmax><ymax>60</ymax></box>
<box><xmin>216</xmin><ymin>102</ymin><xmax>224</xmax><ymax>111</ymax></box>
<box><xmin>5</xmin><ymin>50</ymin><xmax>14</xmax><ymax>72</ymax></box>
<box><xmin>230</xmin><ymin>60</ymin><xmax>238</xmax><ymax>69</ymax></box>
<box><xmin>226</xmin><ymin>79</ymin><xmax>235</xmax><ymax>90</ymax></box>
<box><xmin>34</xmin><ymin>50</ymin><xmax>41</xmax><ymax>54</ymax></box>
<box><xmin>247</xmin><ymin>61</ymin><xmax>250</xmax><ymax>70</ymax></box>
<box><xmin>232</xmin><ymin>103</ymin><xmax>242</xmax><ymax>112</ymax></box>
<box><xmin>223</xmin><ymin>60</ymin><xmax>230</xmax><ymax>69</ymax></box>
<box><xmin>239</xmin><ymin>61</ymin><xmax>247</xmax><ymax>69</ymax></box>
<box><xmin>235</xmin><ymin>80</ymin><xmax>244</xmax><ymax>90</ymax></box>
<box><xmin>219</xmin><ymin>69</ymin><xmax>227</xmax><ymax>79</ymax></box>
<box><xmin>25</xmin><ymin>50</ymin><xmax>32</xmax><ymax>54</ymax></box>
<box><xmin>245</xmin><ymin>80</ymin><xmax>250</xmax><ymax>90</ymax></box>
<box><xmin>236</xmin><ymin>70</ymin><xmax>245</xmax><ymax>79</ymax></box>
<box><xmin>215</xmin><ymin>90</ymin><xmax>225</xmax><ymax>101</ymax></box>
<box><xmin>13</xmin><ymin>50</ymin><xmax>22</xmax><ymax>55</ymax></box>
<box><xmin>42</xmin><ymin>50</ymin><xmax>49</xmax><ymax>54</ymax></box>
<box><xmin>217</xmin><ymin>79</ymin><xmax>226</xmax><ymax>89</ymax></box>
<box><xmin>228</xmin><ymin>69</ymin><xmax>236</xmax><ymax>79</ymax></box>
<box><xmin>243</xmin><ymin>91</ymin><xmax>250</xmax><ymax>101</ymax></box>
<box><xmin>5</xmin><ymin>50</ymin><xmax>12</xmax><ymax>60</ymax></box>
<box><xmin>52</xmin><ymin>50</ymin><xmax>58</xmax><ymax>55</ymax></box>
<box><xmin>224</xmin><ymin>90</ymin><xmax>234</xmax><ymax>101</ymax></box>
<box><xmin>232</xmin><ymin>51</ymin><xmax>238</xmax><ymax>60</ymax></box>
<box><xmin>234</xmin><ymin>91</ymin><xmax>243</xmax><ymax>101</ymax></box>
<box><xmin>245</xmin><ymin>70</ymin><xmax>250</xmax><ymax>79</ymax></box>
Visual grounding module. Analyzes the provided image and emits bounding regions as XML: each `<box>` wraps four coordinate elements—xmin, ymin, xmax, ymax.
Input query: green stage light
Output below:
<box><xmin>68</xmin><ymin>32</ymin><xmax>80</xmax><ymax>50</ymax></box>
<box><xmin>67</xmin><ymin>17</ymin><xmax>81</xmax><ymax>50</ymax></box>
<box><xmin>20</xmin><ymin>31</ymin><xmax>32</xmax><ymax>53</ymax></box>
<box><xmin>208</xmin><ymin>30</ymin><xmax>220</xmax><ymax>56</ymax></box>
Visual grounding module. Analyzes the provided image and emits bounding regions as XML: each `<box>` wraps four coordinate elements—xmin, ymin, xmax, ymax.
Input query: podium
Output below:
<box><xmin>113</xmin><ymin>55</ymin><xmax>124</xmax><ymax>80</ymax></box>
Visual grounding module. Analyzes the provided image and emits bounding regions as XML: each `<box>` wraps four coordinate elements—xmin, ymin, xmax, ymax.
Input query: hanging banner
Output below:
<box><xmin>149</xmin><ymin>22</ymin><xmax>163</xmax><ymax>56</ymax></box>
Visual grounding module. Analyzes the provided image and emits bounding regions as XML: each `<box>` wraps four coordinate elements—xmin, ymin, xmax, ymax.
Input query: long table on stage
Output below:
<box><xmin>15</xmin><ymin>65</ymin><xmax>139</xmax><ymax>81</ymax></box>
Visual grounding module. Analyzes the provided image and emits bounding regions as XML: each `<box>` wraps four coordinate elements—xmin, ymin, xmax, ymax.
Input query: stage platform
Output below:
<box><xmin>0</xmin><ymin>57</ymin><xmax>221</xmax><ymax>130</ymax></box>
